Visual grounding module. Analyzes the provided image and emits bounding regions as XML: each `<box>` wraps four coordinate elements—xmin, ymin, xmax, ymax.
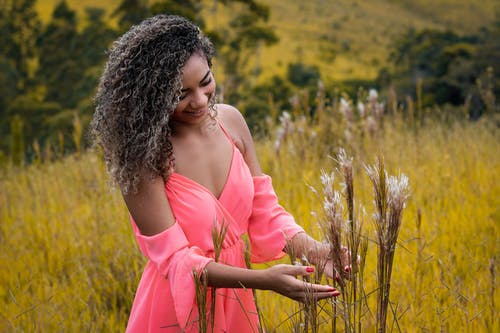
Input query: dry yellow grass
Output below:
<box><xmin>5</xmin><ymin>1</ymin><xmax>497</xmax><ymax>330</ymax></box>
<box><xmin>255</xmin><ymin>111</ymin><xmax>500</xmax><ymax>331</ymax></box>
<box><xmin>0</xmin><ymin>154</ymin><xmax>142</xmax><ymax>331</ymax></box>
<box><xmin>1</xmin><ymin>105</ymin><xmax>498</xmax><ymax>331</ymax></box>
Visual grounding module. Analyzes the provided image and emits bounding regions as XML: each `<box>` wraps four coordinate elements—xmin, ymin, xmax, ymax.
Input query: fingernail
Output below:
<box><xmin>328</xmin><ymin>287</ymin><xmax>340</xmax><ymax>296</ymax></box>
<box><xmin>306</xmin><ymin>267</ymin><xmax>315</xmax><ymax>273</ymax></box>
<box><xmin>344</xmin><ymin>266</ymin><xmax>351</xmax><ymax>272</ymax></box>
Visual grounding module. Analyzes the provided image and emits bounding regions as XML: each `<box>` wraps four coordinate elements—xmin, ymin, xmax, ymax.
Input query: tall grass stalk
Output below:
<box><xmin>9</xmin><ymin>115</ymin><xmax>24</xmax><ymax>166</ymax></box>
<box><xmin>193</xmin><ymin>268</ymin><xmax>209</xmax><ymax>333</ymax></box>
<box><xmin>316</xmin><ymin>149</ymin><xmax>368</xmax><ymax>333</ymax></box>
<box><xmin>489</xmin><ymin>257</ymin><xmax>496</xmax><ymax>324</ymax></box>
<box><xmin>336</xmin><ymin>149</ymin><xmax>362</xmax><ymax>332</ymax></box>
<box><xmin>72</xmin><ymin>112</ymin><xmax>83</xmax><ymax>158</ymax></box>
<box><xmin>243</xmin><ymin>236</ymin><xmax>264</xmax><ymax>333</ymax></box>
<box><xmin>210</xmin><ymin>219</ymin><xmax>228</xmax><ymax>331</ymax></box>
<box><xmin>301</xmin><ymin>255</ymin><xmax>317</xmax><ymax>333</ymax></box>
<box><xmin>193</xmin><ymin>219</ymin><xmax>228</xmax><ymax>332</ymax></box>
<box><xmin>414</xmin><ymin>208</ymin><xmax>424</xmax><ymax>313</ymax></box>
<box><xmin>365</xmin><ymin>157</ymin><xmax>410</xmax><ymax>333</ymax></box>
<box><xmin>283</xmin><ymin>234</ymin><xmax>329</xmax><ymax>332</ymax></box>
<box><xmin>284</xmin><ymin>236</ymin><xmax>309</xmax><ymax>331</ymax></box>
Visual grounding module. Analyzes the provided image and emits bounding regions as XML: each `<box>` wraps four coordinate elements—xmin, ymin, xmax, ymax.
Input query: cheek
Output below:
<box><xmin>173</xmin><ymin>100</ymin><xmax>188</xmax><ymax>114</ymax></box>
<box><xmin>206</xmin><ymin>80</ymin><xmax>216</xmax><ymax>96</ymax></box>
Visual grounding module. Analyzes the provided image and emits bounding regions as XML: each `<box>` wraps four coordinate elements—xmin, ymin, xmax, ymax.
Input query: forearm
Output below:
<box><xmin>205</xmin><ymin>260</ymin><xmax>341</xmax><ymax>302</ymax></box>
<box><xmin>205</xmin><ymin>261</ymin><xmax>269</xmax><ymax>290</ymax></box>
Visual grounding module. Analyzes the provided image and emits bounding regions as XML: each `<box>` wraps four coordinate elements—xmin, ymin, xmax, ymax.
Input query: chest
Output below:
<box><xmin>172</xmin><ymin>131</ymin><xmax>233</xmax><ymax>199</ymax></box>
<box><xmin>166</xmin><ymin>143</ymin><xmax>254</xmax><ymax>250</ymax></box>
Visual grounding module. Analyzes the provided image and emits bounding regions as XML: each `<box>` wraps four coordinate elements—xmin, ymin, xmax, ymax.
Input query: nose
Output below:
<box><xmin>189</xmin><ymin>89</ymin><xmax>209</xmax><ymax>109</ymax></box>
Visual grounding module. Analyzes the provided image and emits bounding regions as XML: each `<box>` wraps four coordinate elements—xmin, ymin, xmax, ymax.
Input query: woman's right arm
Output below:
<box><xmin>205</xmin><ymin>262</ymin><xmax>340</xmax><ymax>302</ymax></box>
<box><xmin>122</xmin><ymin>175</ymin><xmax>176</xmax><ymax>236</ymax></box>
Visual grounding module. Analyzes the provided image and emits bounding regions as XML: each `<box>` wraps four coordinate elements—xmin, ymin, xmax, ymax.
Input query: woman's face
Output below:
<box><xmin>171</xmin><ymin>52</ymin><xmax>216</xmax><ymax>126</ymax></box>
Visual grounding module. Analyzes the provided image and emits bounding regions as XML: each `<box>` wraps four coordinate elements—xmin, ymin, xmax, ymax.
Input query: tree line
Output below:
<box><xmin>377</xmin><ymin>20</ymin><xmax>500</xmax><ymax>119</ymax></box>
<box><xmin>0</xmin><ymin>0</ymin><xmax>498</xmax><ymax>165</ymax></box>
<box><xmin>0</xmin><ymin>0</ymin><xmax>281</xmax><ymax>164</ymax></box>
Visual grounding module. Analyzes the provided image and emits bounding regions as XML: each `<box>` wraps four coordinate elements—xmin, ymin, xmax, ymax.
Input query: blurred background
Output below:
<box><xmin>0</xmin><ymin>0</ymin><xmax>498</xmax><ymax>162</ymax></box>
<box><xmin>0</xmin><ymin>1</ymin><xmax>499</xmax><ymax>332</ymax></box>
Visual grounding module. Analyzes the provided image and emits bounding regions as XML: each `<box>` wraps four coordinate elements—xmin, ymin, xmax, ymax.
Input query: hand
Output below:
<box><xmin>263</xmin><ymin>264</ymin><xmax>340</xmax><ymax>303</ymax></box>
<box><xmin>323</xmin><ymin>246</ymin><xmax>358</xmax><ymax>281</ymax></box>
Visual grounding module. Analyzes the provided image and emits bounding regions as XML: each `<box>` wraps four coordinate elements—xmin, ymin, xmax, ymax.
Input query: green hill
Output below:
<box><xmin>34</xmin><ymin>0</ymin><xmax>499</xmax><ymax>83</ymax></box>
<box><xmin>258</xmin><ymin>0</ymin><xmax>498</xmax><ymax>82</ymax></box>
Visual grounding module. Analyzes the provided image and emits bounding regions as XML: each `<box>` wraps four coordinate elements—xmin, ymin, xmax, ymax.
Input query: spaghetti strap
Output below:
<box><xmin>217</xmin><ymin>119</ymin><xmax>235</xmax><ymax>145</ymax></box>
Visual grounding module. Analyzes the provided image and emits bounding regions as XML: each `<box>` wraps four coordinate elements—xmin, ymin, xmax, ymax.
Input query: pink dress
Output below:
<box><xmin>126</xmin><ymin>125</ymin><xmax>304</xmax><ymax>332</ymax></box>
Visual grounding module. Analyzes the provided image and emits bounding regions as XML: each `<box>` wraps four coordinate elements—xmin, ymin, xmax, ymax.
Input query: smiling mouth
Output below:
<box><xmin>186</xmin><ymin>109</ymin><xmax>207</xmax><ymax>116</ymax></box>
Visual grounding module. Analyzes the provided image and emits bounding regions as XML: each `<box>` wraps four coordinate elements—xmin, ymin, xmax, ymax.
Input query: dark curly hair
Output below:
<box><xmin>91</xmin><ymin>15</ymin><xmax>215</xmax><ymax>194</ymax></box>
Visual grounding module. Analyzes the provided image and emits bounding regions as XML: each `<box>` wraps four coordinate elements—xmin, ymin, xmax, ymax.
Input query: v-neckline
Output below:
<box><xmin>169</xmin><ymin>143</ymin><xmax>235</xmax><ymax>201</ymax></box>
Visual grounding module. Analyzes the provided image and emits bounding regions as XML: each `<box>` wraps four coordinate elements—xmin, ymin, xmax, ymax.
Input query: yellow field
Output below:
<box><xmin>254</xmin><ymin>109</ymin><xmax>500</xmax><ymax>331</ymax></box>
<box><xmin>1</xmin><ymin>99</ymin><xmax>498</xmax><ymax>331</ymax></box>
<box><xmin>4</xmin><ymin>1</ymin><xmax>498</xmax><ymax>331</ymax></box>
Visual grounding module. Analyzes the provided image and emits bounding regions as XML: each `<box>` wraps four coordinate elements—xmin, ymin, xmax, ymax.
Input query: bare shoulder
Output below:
<box><xmin>216</xmin><ymin>103</ymin><xmax>263</xmax><ymax>175</ymax></box>
<box><xmin>217</xmin><ymin>104</ymin><xmax>248</xmax><ymax>132</ymax></box>
<box><xmin>216</xmin><ymin>103</ymin><xmax>250</xmax><ymax>153</ymax></box>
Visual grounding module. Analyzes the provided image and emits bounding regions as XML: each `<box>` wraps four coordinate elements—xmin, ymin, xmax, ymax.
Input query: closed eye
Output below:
<box><xmin>179</xmin><ymin>70</ymin><xmax>212</xmax><ymax>100</ymax></box>
<box><xmin>201</xmin><ymin>77</ymin><xmax>212</xmax><ymax>87</ymax></box>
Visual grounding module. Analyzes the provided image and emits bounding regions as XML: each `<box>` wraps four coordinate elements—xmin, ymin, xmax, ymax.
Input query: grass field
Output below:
<box><xmin>3</xmin><ymin>1</ymin><xmax>499</xmax><ymax>331</ymax></box>
<box><xmin>253</xmin><ymin>107</ymin><xmax>500</xmax><ymax>331</ymax></box>
<box><xmin>1</xmin><ymin>96</ymin><xmax>498</xmax><ymax>330</ymax></box>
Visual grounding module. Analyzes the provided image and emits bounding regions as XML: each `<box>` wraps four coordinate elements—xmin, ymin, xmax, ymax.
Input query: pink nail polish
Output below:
<box><xmin>306</xmin><ymin>267</ymin><xmax>315</xmax><ymax>273</ymax></box>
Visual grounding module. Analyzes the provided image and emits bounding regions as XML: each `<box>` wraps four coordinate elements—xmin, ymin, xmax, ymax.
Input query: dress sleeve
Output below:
<box><xmin>132</xmin><ymin>220</ymin><xmax>214</xmax><ymax>329</ymax></box>
<box><xmin>247</xmin><ymin>174</ymin><xmax>305</xmax><ymax>263</ymax></box>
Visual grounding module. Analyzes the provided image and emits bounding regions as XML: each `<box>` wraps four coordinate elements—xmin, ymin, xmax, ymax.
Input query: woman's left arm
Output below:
<box><xmin>218</xmin><ymin>104</ymin><xmax>351</xmax><ymax>277</ymax></box>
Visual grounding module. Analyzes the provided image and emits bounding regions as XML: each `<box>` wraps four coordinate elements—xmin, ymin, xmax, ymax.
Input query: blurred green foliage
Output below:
<box><xmin>378</xmin><ymin>14</ymin><xmax>500</xmax><ymax>118</ymax></box>
<box><xmin>0</xmin><ymin>0</ymin><xmax>498</xmax><ymax>165</ymax></box>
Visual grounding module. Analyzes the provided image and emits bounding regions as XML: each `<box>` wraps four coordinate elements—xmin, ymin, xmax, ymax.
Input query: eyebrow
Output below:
<box><xmin>181</xmin><ymin>70</ymin><xmax>211</xmax><ymax>92</ymax></box>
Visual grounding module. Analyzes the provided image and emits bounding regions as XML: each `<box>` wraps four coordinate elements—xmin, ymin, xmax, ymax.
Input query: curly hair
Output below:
<box><xmin>91</xmin><ymin>15</ymin><xmax>215</xmax><ymax>194</ymax></box>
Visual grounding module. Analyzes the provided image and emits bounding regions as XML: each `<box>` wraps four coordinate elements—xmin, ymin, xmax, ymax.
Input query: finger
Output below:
<box><xmin>345</xmin><ymin>264</ymin><xmax>358</xmax><ymax>274</ymax></box>
<box><xmin>342</xmin><ymin>266</ymin><xmax>353</xmax><ymax>281</ymax></box>
<box><xmin>288</xmin><ymin>265</ymin><xmax>315</xmax><ymax>276</ymax></box>
<box><xmin>295</xmin><ymin>289</ymin><xmax>341</xmax><ymax>303</ymax></box>
<box><xmin>305</xmin><ymin>282</ymin><xmax>338</xmax><ymax>294</ymax></box>
<box><xmin>312</xmin><ymin>290</ymin><xmax>341</xmax><ymax>299</ymax></box>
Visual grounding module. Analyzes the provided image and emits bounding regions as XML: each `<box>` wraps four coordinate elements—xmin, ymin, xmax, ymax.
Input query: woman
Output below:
<box><xmin>92</xmin><ymin>14</ymin><xmax>348</xmax><ymax>332</ymax></box>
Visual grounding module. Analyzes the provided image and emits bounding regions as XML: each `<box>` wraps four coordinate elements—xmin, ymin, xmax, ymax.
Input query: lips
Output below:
<box><xmin>186</xmin><ymin>108</ymin><xmax>207</xmax><ymax>117</ymax></box>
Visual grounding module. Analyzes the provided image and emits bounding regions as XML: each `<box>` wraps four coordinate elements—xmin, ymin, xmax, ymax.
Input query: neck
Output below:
<box><xmin>170</xmin><ymin>116</ymin><xmax>217</xmax><ymax>138</ymax></box>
